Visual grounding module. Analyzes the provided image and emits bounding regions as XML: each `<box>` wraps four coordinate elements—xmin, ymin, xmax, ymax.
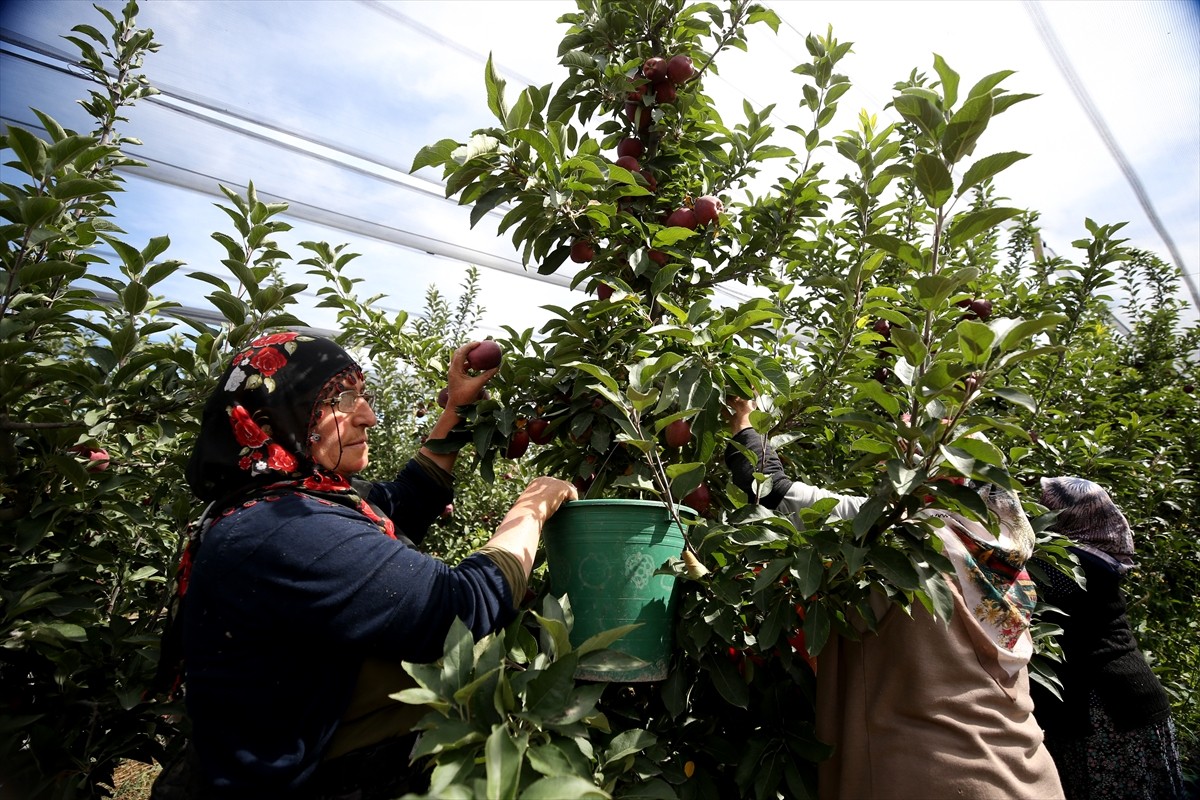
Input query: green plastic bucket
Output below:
<box><xmin>543</xmin><ymin>499</ymin><xmax>690</xmax><ymax>682</ymax></box>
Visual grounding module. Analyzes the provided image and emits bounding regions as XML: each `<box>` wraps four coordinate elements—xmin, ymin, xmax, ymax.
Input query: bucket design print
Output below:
<box><xmin>543</xmin><ymin>499</ymin><xmax>690</xmax><ymax>682</ymax></box>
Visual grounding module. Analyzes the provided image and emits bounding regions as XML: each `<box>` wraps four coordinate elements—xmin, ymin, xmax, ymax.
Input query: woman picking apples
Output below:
<box><xmin>724</xmin><ymin>396</ymin><xmax>1065</xmax><ymax>800</ymax></box>
<box><xmin>154</xmin><ymin>334</ymin><xmax>576</xmax><ymax>799</ymax></box>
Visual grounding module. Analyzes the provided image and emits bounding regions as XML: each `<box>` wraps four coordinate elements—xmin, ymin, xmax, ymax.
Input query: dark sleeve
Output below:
<box><xmin>723</xmin><ymin>427</ymin><xmax>794</xmax><ymax>509</ymax></box>
<box><xmin>363</xmin><ymin>454</ymin><xmax>453</xmax><ymax>546</ymax></box>
<box><xmin>206</xmin><ymin>497</ymin><xmax>517</xmax><ymax>664</ymax></box>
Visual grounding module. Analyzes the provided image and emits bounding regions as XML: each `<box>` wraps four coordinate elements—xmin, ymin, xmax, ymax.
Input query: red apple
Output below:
<box><xmin>667</xmin><ymin>54</ymin><xmax>694</xmax><ymax>84</ymax></box>
<box><xmin>570</xmin><ymin>239</ymin><xmax>595</xmax><ymax>263</ymax></box>
<box><xmin>664</xmin><ymin>419</ymin><xmax>692</xmax><ymax>448</ymax></box>
<box><xmin>440</xmin><ymin>503</ymin><xmax>454</xmax><ymax>518</ymax></box>
<box><xmin>654</xmin><ymin>80</ymin><xmax>677</xmax><ymax>104</ymax></box>
<box><xmin>437</xmin><ymin>387</ymin><xmax>450</xmax><ymax>409</ymax></box>
<box><xmin>641</xmin><ymin>171</ymin><xmax>658</xmax><ymax>193</ymax></box>
<box><xmin>614</xmin><ymin>155</ymin><xmax>641</xmax><ymax>173</ymax></box>
<box><xmin>683</xmin><ymin>483</ymin><xmax>712</xmax><ymax>516</ymax></box>
<box><xmin>596</xmin><ymin>283</ymin><xmax>614</xmax><ymax>301</ymax></box>
<box><xmin>505</xmin><ymin>430</ymin><xmax>530</xmax><ymax>459</ymax></box>
<box><xmin>527</xmin><ymin>418</ymin><xmax>553</xmax><ymax>445</ymax></box>
<box><xmin>873</xmin><ymin>366</ymin><xmax>891</xmax><ymax>384</ymax></box>
<box><xmin>872</xmin><ymin>319</ymin><xmax>892</xmax><ymax>339</ymax></box>
<box><xmin>617</xmin><ymin>137</ymin><xmax>644</xmax><ymax>159</ymax></box>
<box><xmin>693</xmin><ymin>194</ymin><xmax>723</xmax><ymax>225</ymax></box>
<box><xmin>665</xmin><ymin>207</ymin><xmax>698</xmax><ymax>229</ymax></box>
<box><xmin>624</xmin><ymin>101</ymin><xmax>652</xmax><ymax>130</ymax></box>
<box><xmin>648</xmin><ymin>249</ymin><xmax>668</xmax><ymax>265</ymax></box>
<box><xmin>70</xmin><ymin>444</ymin><xmax>110</xmax><ymax>472</ymax></box>
<box><xmin>968</xmin><ymin>299</ymin><xmax>993</xmax><ymax>320</ymax></box>
<box><xmin>642</xmin><ymin>56</ymin><xmax>668</xmax><ymax>82</ymax></box>
<box><xmin>467</xmin><ymin>340</ymin><xmax>502</xmax><ymax>371</ymax></box>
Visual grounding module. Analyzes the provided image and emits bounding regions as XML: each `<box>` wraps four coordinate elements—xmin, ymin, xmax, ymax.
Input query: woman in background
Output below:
<box><xmin>1030</xmin><ymin>477</ymin><xmax>1185</xmax><ymax>800</ymax></box>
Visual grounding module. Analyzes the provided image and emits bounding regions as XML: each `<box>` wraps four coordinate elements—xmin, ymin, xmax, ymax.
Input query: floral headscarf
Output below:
<box><xmin>929</xmin><ymin>485</ymin><xmax>1039</xmax><ymax>687</ymax></box>
<box><xmin>186</xmin><ymin>331</ymin><xmax>359</xmax><ymax>499</ymax></box>
<box><xmin>1040</xmin><ymin>476</ymin><xmax>1135</xmax><ymax>573</ymax></box>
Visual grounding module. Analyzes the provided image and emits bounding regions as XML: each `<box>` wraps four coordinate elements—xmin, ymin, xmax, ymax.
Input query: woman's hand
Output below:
<box><xmin>513</xmin><ymin>476</ymin><xmax>579</xmax><ymax>524</ymax></box>
<box><xmin>421</xmin><ymin>342</ymin><xmax>500</xmax><ymax>472</ymax></box>
<box><xmin>486</xmin><ymin>477</ymin><xmax>579</xmax><ymax>575</ymax></box>
<box><xmin>445</xmin><ymin>341</ymin><xmax>499</xmax><ymax>409</ymax></box>
<box><xmin>725</xmin><ymin>395</ymin><xmax>756</xmax><ymax>433</ymax></box>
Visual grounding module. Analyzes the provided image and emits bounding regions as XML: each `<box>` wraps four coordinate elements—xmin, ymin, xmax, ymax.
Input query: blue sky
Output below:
<box><xmin>2</xmin><ymin>0</ymin><xmax>1198</xmax><ymax>335</ymax></box>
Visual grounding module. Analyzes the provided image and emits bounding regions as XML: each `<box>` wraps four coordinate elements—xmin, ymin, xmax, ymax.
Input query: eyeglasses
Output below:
<box><xmin>325</xmin><ymin>390</ymin><xmax>376</xmax><ymax>413</ymax></box>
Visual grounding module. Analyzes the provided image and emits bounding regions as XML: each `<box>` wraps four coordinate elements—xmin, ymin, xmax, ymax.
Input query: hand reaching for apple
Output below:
<box><xmin>725</xmin><ymin>396</ymin><xmax>756</xmax><ymax>433</ymax></box>
<box><xmin>445</xmin><ymin>341</ymin><xmax>500</xmax><ymax>409</ymax></box>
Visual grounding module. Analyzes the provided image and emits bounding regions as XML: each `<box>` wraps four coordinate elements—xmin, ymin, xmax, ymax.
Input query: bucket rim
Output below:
<box><xmin>557</xmin><ymin>498</ymin><xmax>698</xmax><ymax>516</ymax></box>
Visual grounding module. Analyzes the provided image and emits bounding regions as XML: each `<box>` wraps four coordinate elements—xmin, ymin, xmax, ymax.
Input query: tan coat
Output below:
<box><xmin>815</xmin><ymin>584</ymin><xmax>1065</xmax><ymax>800</ymax></box>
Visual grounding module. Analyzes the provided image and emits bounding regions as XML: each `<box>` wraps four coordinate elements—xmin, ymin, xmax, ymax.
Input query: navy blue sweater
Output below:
<box><xmin>182</xmin><ymin>459</ymin><xmax>515</xmax><ymax>796</ymax></box>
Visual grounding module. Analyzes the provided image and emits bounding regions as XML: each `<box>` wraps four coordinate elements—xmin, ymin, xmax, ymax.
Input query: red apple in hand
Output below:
<box><xmin>467</xmin><ymin>340</ymin><xmax>502</xmax><ymax>371</ymax></box>
<box><xmin>664</xmin><ymin>419</ymin><xmax>692</xmax><ymax>448</ymax></box>
<box><xmin>693</xmin><ymin>195</ymin><xmax>723</xmax><ymax>225</ymax></box>
<box><xmin>570</xmin><ymin>239</ymin><xmax>595</xmax><ymax>263</ymax></box>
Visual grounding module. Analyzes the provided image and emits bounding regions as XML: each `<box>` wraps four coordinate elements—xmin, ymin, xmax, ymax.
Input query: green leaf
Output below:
<box><xmin>956</xmin><ymin>319</ymin><xmax>996</xmax><ymax>363</ymax></box>
<box><xmin>793</xmin><ymin>546</ymin><xmax>823</xmax><ymax>599</ymax></box>
<box><xmin>864</xmin><ymin>234</ymin><xmax>924</xmax><ymax>271</ymax></box>
<box><xmin>956</xmin><ymin>152</ymin><xmax>1030</xmax><ymax>198</ymax></box>
<box><xmin>966</xmin><ymin>69</ymin><xmax>1016</xmax><ymax>99</ymax></box>
<box><xmin>603</xmin><ymin>728</ymin><xmax>657</xmax><ymax>765</ymax></box>
<box><xmin>706</xmin><ymin>655</ymin><xmax>749</xmax><ymax>709</ymax></box>
<box><xmin>913</xmin><ymin>153</ymin><xmax>953</xmax><ymax>208</ymax></box>
<box><xmin>484</xmin><ymin>53</ymin><xmax>509</xmax><ymax>124</ymax></box>
<box><xmin>932</xmin><ymin>54</ymin><xmax>960</xmax><ymax>109</ymax></box>
<box><xmin>566</xmin><ymin>361</ymin><xmax>620</xmax><ymax>395</ymax></box>
<box><xmin>945</xmin><ymin>207</ymin><xmax>1022</xmax><ymax>246</ymax></box>
<box><xmin>486</xmin><ymin>723</ymin><xmax>523</xmax><ymax>800</ymax></box>
<box><xmin>509</xmin><ymin>129</ymin><xmax>558</xmax><ymax>168</ymax></box>
<box><xmin>990</xmin><ymin>386</ymin><xmax>1037</xmax><ymax>412</ymax></box>
<box><xmin>442</xmin><ymin>618</ymin><xmax>475</xmax><ymax>695</ymax></box>
<box><xmin>892</xmin><ymin>93</ymin><xmax>942</xmax><ymax>140</ymax></box>
<box><xmin>996</xmin><ymin>313</ymin><xmax>1068</xmax><ymax>351</ymax></box>
<box><xmin>520</xmin><ymin>776</ymin><xmax>611</xmax><ymax>800</ymax></box>
<box><xmin>870</xmin><ymin>545</ymin><xmax>921</xmax><ymax>591</ymax></box>
<box><xmin>523</xmin><ymin>654</ymin><xmax>579</xmax><ymax>720</ymax></box>
<box><xmin>16</xmin><ymin>260</ymin><xmax>86</xmax><ymax>287</ymax></box>
<box><xmin>652</xmin><ymin>227</ymin><xmax>698</xmax><ymax>247</ymax></box>
<box><xmin>941</xmin><ymin>92</ymin><xmax>993</xmax><ymax>164</ymax></box>
<box><xmin>574</xmin><ymin>623</ymin><xmax>641</xmax><ymax>657</ymax></box>
<box><xmin>803</xmin><ymin>602</ymin><xmax>831</xmax><ymax>654</ymax></box>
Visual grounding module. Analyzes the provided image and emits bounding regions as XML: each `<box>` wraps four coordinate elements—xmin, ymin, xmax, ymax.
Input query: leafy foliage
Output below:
<box><xmin>3</xmin><ymin>1</ymin><xmax>1197</xmax><ymax>798</ymax></box>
